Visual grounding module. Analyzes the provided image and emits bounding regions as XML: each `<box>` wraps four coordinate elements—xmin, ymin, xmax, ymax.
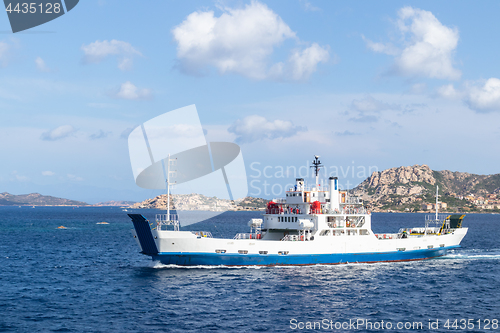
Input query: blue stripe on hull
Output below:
<box><xmin>151</xmin><ymin>246</ymin><xmax>458</xmax><ymax>266</ymax></box>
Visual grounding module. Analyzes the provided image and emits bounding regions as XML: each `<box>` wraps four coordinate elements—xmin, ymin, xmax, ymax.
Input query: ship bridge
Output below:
<box><xmin>261</xmin><ymin>175</ymin><xmax>370</xmax><ymax>241</ymax></box>
<box><xmin>267</xmin><ymin>176</ymin><xmax>364</xmax><ymax>216</ymax></box>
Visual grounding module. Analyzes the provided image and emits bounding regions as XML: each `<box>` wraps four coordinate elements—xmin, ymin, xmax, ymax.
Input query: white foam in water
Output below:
<box><xmin>150</xmin><ymin>261</ymin><xmax>264</xmax><ymax>269</ymax></box>
<box><xmin>151</xmin><ymin>262</ymin><xmax>394</xmax><ymax>270</ymax></box>
<box><xmin>444</xmin><ymin>249</ymin><xmax>500</xmax><ymax>260</ymax></box>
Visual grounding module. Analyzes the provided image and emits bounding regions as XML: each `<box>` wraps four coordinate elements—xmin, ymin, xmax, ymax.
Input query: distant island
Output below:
<box><xmin>0</xmin><ymin>191</ymin><xmax>268</xmax><ymax>210</ymax></box>
<box><xmin>0</xmin><ymin>192</ymin><xmax>89</xmax><ymax>206</ymax></box>
<box><xmin>131</xmin><ymin>194</ymin><xmax>268</xmax><ymax>211</ymax></box>
<box><xmin>93</xmin><ymin>200</ymin><xmax>137</xmax><ymax>207</ymax></box>
<box><xmin>3</xmin><ymin>164</ymin><xmax>500</xmax><ymax>212</ymax></box>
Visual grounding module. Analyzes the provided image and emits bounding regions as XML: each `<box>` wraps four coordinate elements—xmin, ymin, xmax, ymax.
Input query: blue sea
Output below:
<box><xmin>0</xmin><ymin>207</ymin><xmax>499</xmax><ymax>332</ymax></box>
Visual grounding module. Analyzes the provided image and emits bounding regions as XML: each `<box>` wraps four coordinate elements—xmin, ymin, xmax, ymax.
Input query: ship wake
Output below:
<box><xmin>443</xmin><ymin>249</ymin><xmax>500</xmax><ymax>260</ymax></box>
<box><xmin>150</xmin><ymin>261</ymin><xmax>264</xmax><ymax>269</ymax></box>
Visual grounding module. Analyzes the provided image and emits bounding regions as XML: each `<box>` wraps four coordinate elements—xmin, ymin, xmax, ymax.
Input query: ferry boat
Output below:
<box><xmin>128</xmin><ymin>156</ymin><xmax>467</xmax><ymax>266</ymax></box>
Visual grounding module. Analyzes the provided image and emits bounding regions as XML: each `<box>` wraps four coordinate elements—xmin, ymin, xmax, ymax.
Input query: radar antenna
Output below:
<box><xmin>310</xmin><ymin>155</ymin><xmax>323</xmax><ymax>188</ymax></box>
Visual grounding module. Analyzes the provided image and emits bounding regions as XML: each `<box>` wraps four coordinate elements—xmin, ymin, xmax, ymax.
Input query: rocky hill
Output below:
<box><xmin>132</xmin><ymin>194</ymin><xmax>268</xmax><ymax>211</ymax></box>
<box><xmin>353</xmin><ymin>165</ymin><xmax>500</xmax><ymax>212</ymax></box>
<box><xmin>0</xmin><ymin>192</ymin><xmax>89</xmax><ymax>206</ymax></box>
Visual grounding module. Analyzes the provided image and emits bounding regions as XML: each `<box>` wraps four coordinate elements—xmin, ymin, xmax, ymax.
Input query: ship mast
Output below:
<box><xmin>310</xmin><ymin>155</ymin><xmax>323</xmax><ymax>188</ymax></box>
<box><xmin>167</xmin><ymin>154</ymin><xmax>171</xmax><ymax>218</ymax></box>
<box><xmin>435</xmin><ymin>185</ymin><xmax>439</xmax><ymax>221</ymax></box>
<box><xmin>164</xmin><ymin>154</ymin><xmax>176</xmax><ymax>220</ymax></box>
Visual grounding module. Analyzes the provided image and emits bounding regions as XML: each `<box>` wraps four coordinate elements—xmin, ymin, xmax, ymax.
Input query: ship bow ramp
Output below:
<box><xmin>128</xmin><ymin>214</ymin><xmax>158</xmax><ymax>255</ymax></box>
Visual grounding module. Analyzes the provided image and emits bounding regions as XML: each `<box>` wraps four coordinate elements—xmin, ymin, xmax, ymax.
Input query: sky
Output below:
<box><xmin>1</xmin><ymin>0</ymin><xmax>500</xmax><ymax>203</ymax></box>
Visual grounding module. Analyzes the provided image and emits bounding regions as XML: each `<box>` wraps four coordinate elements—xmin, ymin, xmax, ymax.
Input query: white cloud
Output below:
<box><xmin>464</xmin><ymin>78</ymin><xmax>500</xmax><ymax>112</ymax></box>
<box><xmin>396</xmin><ymin>7</ymin><xmax>461</xmax><ymax>80</ymax></box>
<box><xmin>300</xmin><ymin>0</ymin><xmax>320</xmax><ymax>12</ymax></box>
<box><xmin>335</xmin><ymin>130</ymin><xmax>359</xmax><ymax>136</ymax></box>
<box><xmin>111</xmin><ymin>81</ymin><xmax>152</xmax><ymax>100</ymax></box>
<box><xmin>289</xmin><ymin>43</ymin><xmax>329</xmax><ymax>80</ymax></box>
<box><xmin>351</xmin><ymin>95</ymin><xmax>400</xmax><ymax>113</ymax></box>
<box><xmin>0</xmin><ymin>41</ymin><xmax>11</xmax><ymax>67</ymax></box>
<box><xmin>409</xmin><ymin>83</ymin><xmax>427</xmax><ymax>94</ymax></box>
<box><xmin>435</xmin><ymin>79</ymin><xmax>500</xmax><ymax>112</ymax></box>
<box><xmin>362</xmin><ymin>35</ymin><xmax>399</xmax><ymax>56</ymax></box>
<box><xmin>348</xmin><ymin>115</ymin><xmax>379</xmax><ymax>123</ymax></box>
<box><xmin>35</xmin><ymin>57</ymin><xmax>50</xmax><ymax>72</ymax></box>
<box><xmin>168</xmin><ymin>124</ymin><xmax>204</xmax><ymax>138</ymax></box>
<box><xmin>228</xmin><ymin>115</ymin><xmax>306</xmax><ymax>143</ymax></box>
<box><xmin>436</xmin><ymin>84</ymin><xmax>461</xmax><ymax>99</ymax></box>
<box><xmin>117</xmin><ymin>58</ymin><xmax>133</xmax><ymax>71</ymax></box>
<box><xmin>347</xmin><ymin>95</ymin><xmax>401</xmax><ymax>123</ymax></box>
<box><xmin>67</xmin><ymin>174</ymin><xmax>84</xmax><ymax>181</ymax></box>
<box><xmin>89</xmin><ymin>130</ymin><xmax>111</xmax><ymax>140</ymax></box>
<box><xmin>364</xmin><ymin>7</ymin><xmax>460</xmax><ymax>80</ymax></box>
<box><xmin>41</xmin><ymin>125</ymin><xmax>76</xmax><ymax>141</ymax></box>
<box><xmin>42</xmin><ymin>171</ymin><xmax>55</xmax><ymax>176</ymax></box>
<box><xmin>172</xmin><ymin>1</ymin><xmax>329</xmax><ymax>80</ymax></box>
<box><xmin>11</xmin><ymin>171</ymin><xmax>29</xmax><ymax>182</ymax></box>
<box><xmin>81</xmin><ymin>40</ymin><xmax>142</xmax><ymax>71</ymax></box>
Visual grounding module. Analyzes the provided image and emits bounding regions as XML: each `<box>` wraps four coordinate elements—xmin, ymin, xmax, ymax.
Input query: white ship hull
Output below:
<box><xmin>130</xmin><ymin>214</ymin><xmax>467</xmax><ymax>266</ymax></box>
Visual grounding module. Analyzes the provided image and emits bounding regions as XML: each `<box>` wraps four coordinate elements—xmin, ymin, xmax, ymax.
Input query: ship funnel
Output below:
<box><xmin>295</xmin><ymin>178</ymin><xmax>304</xmax><ymax>191</ymax></box>
<box><xmin>329</xmin><ymin>177</ymin><xmax>339</xmax><ymax>211</ymax></box>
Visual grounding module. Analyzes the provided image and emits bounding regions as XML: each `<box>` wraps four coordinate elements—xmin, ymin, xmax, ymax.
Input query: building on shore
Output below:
<box><xmin>421</xmin><ymin>202</ymin><xmax>447</xmax><ymax>211</ymax></box>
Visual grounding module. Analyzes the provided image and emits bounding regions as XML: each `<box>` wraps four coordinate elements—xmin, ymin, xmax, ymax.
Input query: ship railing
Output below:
<box><xmin>350</xmin><ymin>216</ymin><xmax>365</xmax><ymax>228</ymax></box>
<box><xmin>281</xmin><ymin>234</ymin><xmax>309</xmax><ymax>241</ymax></box>
<box><xmin>233</xmin><ymin>233</ymin><xmax>262</xmax><ymax>240</ymax></box>
<box><xmin>374</xmin><ymin>233</ymin><xmax>399</xmax><ymax>240</ymax></box>
<box><xmin>156</xmin><ymin>214</ymin><xmax>180</xmax><ymax>231</ymax></box>
<box><xmin>266</xmin><ymin>208</ymin><xmax>305</xmax><ymax>215</ymax></box>
<box><xmin>281</xmin><ymin>235</ymin><xmax>299</xmax><ymax>241</ymax></box>
<box><xmin>192</xmin><ymin>231</ymin><xmax>213</xmax><ymax>238</ymax></box>
<box><xmin>345</xmin><ymin>197</ymin><xmax>362</xmax><ymax>205</ymax></box>
<box><xmin>425</xmin><ymin>214</ymin><xmax>449</xmax><ymax>232</ymax></box>
<box><xmin>286</xmin><ymin>185</ymin><xmax>330</xmax><ymax>192</ymax></box>
<box><xmin>156</xmin><ymin>213</ymin><xmax>179</xmax><ymax>222</ymax></box>
<box><xmin>404</xmin><ymin>227</ymin><xmax>441</xmax><ymax>235</ymax></box>
<box><xmin>342</xmin><ymin>206</ymin><xmax>368</xmax><ymax>215</ymax></box>
<box><xmin>425</xmin><ymin>214</ymin><xmax>448</xmax><ymax>223</ymax></box>
<box><xmin>327</xmin><ymin>222</ymin><xmax>363</xmax><ymax>228</ymax></box>
<box><xmin>397</xmin><ymin>228</ymin><xmax>411</xmax><ymax>235</ymax></box>
<box><xmin>266</xmin><ymin>208</ymin><xmax>282</xmax><ymax>214</ymax></box>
